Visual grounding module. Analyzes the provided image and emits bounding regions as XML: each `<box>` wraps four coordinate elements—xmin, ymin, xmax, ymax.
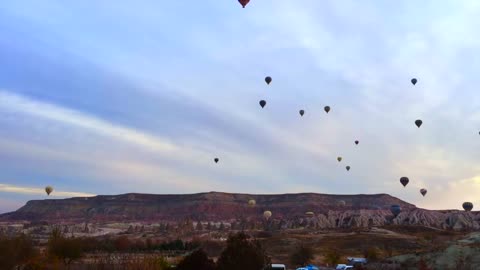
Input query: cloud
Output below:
<box><xmin>0</xmin><ymin>183</ymin><xmax>95</xmax><ymax>197</ymax></box>
<box><xmin>1</xmin><ymin>1</ymin><xmax>480</xmax><ymax>211</ymax></box>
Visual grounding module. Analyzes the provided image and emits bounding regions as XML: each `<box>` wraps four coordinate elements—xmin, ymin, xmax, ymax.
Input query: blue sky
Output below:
<box><xmin>1</xmin><ymin>0</ymin><xmax>480</xmax><ymax>213</ymax></box>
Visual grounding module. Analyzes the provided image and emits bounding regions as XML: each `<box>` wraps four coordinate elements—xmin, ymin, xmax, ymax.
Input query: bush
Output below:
<box><xmin>324</xmin><ymin>248</ymin><xmax>341</xmax><ymax>266</ymax></box>
<box><xmin>0</xmin><ymin>234</ymin><xmax>37</xmax><ymax>269</ymax></box>
<box><xmin>289</xmin><ymin>244</ymin><xmax>314</xmax><ymax>267</ymax></box>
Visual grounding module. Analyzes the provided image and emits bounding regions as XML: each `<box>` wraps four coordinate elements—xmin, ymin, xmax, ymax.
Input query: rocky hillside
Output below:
<box><xmin>1</xmin><ymin>192</ymin><xmax>478</xmax><ymax>230</ymax></box>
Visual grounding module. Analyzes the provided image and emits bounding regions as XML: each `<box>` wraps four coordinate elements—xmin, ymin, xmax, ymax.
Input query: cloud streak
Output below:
<box><xmin>0</xmin><ymin>183</ymin><xmax>95</xmax><ymax>197</ymax></box>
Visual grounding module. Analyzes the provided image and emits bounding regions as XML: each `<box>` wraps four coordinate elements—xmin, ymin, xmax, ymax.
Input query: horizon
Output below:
<box><xmin>2</xmin><ymin>1</ymin><xmax>480</xmax><ymax>213</ymax></box>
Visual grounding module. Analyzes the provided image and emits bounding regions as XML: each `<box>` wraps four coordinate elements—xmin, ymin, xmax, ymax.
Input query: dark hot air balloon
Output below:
<box><xmin>355</xmin><ymin>140</ymin><xmax>359</xmax><ymax>145</ymax></box>
<box><xmin>238</xmin><ymin>0</ymin><xmax>250</xmax><ymax>8</ymax></box>
<box><xmin>420</xmin><ymin>188</ymin><xmax>427</xmax><ymax>197</ymax></box>
<box><xmin>337</xmin><ymin>157</ymin><xmax>342</xmax><ymax>162</ymax></box>
<box><xmin>411</xmin><ymin>78</ymin><xmax>417</xmax><ymax>85</ymax></box>
<box><xmin>259</xmin><ymin>100</ymin><xmax>266</xmax><ymax>108</ymax></box>
<box><xmin>214</xmin><ymin>158</ymin><xmax>219</xmax><ymax>163</ymax></box>
<box><xmin>415</xmin><ymin>119</ymin><xmax>423</xmax><ymax>128</ymax></box>
<box><xmin>390</xmin><ymin>205</ymin><xmax>401</xmax><ymax>216</ymax></box>
<box><xmin>346</xmin><ymin>166</ymin><xmax>350</xmax><ymax>171</ymax></box>
<box><xmin>324</xmin><ymin>106</ymin><xmax>331</xmax><ymax>113</ymax></box>
<box><xmin>400</xmin><ymin>177</ymin><xmax>409</xmax><ymax>187</ymax></box>
<box><xmin>45</xmin><ymin>186</ymin><xmax>53</xmax><ymax>196</ymax></box>
<box><xmin>265</xmin><ymin>76</ymin><xmax>272</xmax><ymax>85</ymax></box>
<box><xmin>299</xmin><ymin>110</ymin><xmax>305</xmax><ymax>116</ymax></box>
<box><xmin>463</xmin><ymin>202</ymin><xmax>473</xmax><ymax>211</ymax></box>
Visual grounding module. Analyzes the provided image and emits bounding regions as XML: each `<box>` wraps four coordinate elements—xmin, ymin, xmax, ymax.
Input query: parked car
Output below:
<box><xmin>335</xmin><ymin>264</ymin><xmax>353</xmax><ymax>270</ymax></box>
<box><xmin>296</xmin><ymin>265</ymin><xmax>319</xmax><ymax>270</ymax></box>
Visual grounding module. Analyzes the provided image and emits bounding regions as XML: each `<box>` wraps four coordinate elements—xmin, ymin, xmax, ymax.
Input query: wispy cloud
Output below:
<box><xmin>0</xmin><ymin>183</ymin><xmax>95</xmax><ymax>197</ymax></box>
<box><xmin>1</xmin><ymin>1</ymin><xmax>480</xmax><ymax>213</ymax></box>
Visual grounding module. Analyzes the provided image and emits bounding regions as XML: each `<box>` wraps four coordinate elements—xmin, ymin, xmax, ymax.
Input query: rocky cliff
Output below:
<box><xmin>1</xmin><ymin>192</ymin><xmax>478</xmax><ymax>230</ymax></box>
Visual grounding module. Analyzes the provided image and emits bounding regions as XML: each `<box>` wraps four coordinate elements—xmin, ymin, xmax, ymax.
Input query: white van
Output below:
<box><xmin>271</xmin><ymin>264</ymin><xmax>287</xmax><ymax>270</ymax></box>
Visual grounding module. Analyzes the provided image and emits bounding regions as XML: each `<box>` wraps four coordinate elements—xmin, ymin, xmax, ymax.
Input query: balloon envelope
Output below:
<box><xmin>390</xmin><ymin>205</ymin><xmax>401</xmax><ymax>216</ymax></box>
<box><xmin>45</xmin><ymin>186</ymin><xmax>53</xmax><ymax>196</ymax></box>
<box><xmin>324</xmin><ymin>106</ymin><xmax>330</xmax><ymax>113</ymax></box>
<box><xmin>400</xmin><ymin>177</ymin><xmax>409</xmax><ymax>187</ymax></box>
<box><xmin>355</xmin><ymin>140</ymin><xmax>359</xmax><ymax>145</ymax></box>
<box><xmin>411</xmin><ymin>78</ymin><xmax>417</xmax><ymax>85</ymax></box>
<box><xmin>263</xmin><ymin>210</ymin><xmax>272</xmax><ymax>219</ymax></box>
<box><xmin>305</xmin><ymin>212</ymin><xmax>315</xmax><ymax>217</ymax></box>
<box><xmin>346</xmin><ymin>166</ymin><xmax>350</xmax><ymax>171</ymax></box>
<box><xmin>214</xmin><ymin>158</ymin><xmax>219</xmax><ymax>163</ymax></box>
<box><xmin>415</xmin><ymin>119</ymin><xmax>423</xmax><ymax>128</ymax></box>
<box><xmin>420</xmin><ymin>188</ymin><xmax>427</xmax><ymax>196</ymax></box>
<box><xmin>299</xmin><ymin>110</ymin><xmax>305</xmax><ymax>116</ymax></box>
<box><xmin>259</xmin><ymin>100</ymin><xmax>266</xmax><ymax>108</ymax></box>
<box><xmin>337</xmin><ymin>200</ymin><xmax>346</xmax><ymax>207</ymax></box>
<box><xmin>337</xmin><ymin>157</ymin><xmax>342</xmax><ymax>162</ymax></box>
<box><xmin>463</xmin><ymin>202</ymin><xmax>473</xmax><ymax>211</ymax></box>
<box><xmin>248</xmin><ymin>199</ymin><xmax>256</xmax><ymax>207</ymax></box>
<box><xmin>238</xmin><ymin>0</ymin><xmax>250</xmax><ymax>8</ymax></box>
<box><xmin>265</xmin><ymin>76</ymin><xmax>272</xmax><ymax>85</ymax></box>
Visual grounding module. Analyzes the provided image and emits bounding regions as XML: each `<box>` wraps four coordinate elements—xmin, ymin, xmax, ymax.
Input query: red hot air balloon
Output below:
<box><xmin>238</xmin><ymin>0</ymin><xmax>250</xmax><ymax>8</ymax></box>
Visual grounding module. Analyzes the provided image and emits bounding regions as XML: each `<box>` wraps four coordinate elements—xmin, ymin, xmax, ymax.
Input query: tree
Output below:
<box><xmin>289</xmin><ymin>245</ymin><xmax>314</xmax><ymax>267</ymax></box>
<box><xmin>47</xmin><ymin>229</ymin><xmax>84</xmax><ymax>267</ymax></box>
<box><xmin>176</xmin><ymin>249</ymin><xmax>216</xmax><ymax>270</ymax></box>
<box><xmin>324</xmin><ymin>248</ymin><xmax>341</xmax><ymax>266</ymax></box>
<box><xmin>216</xmin><ymin>232</ymin><xmax>271</xmax><ymax>270</ymax></box>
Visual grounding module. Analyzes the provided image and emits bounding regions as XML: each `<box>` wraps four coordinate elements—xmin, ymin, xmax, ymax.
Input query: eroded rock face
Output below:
<box><xmin>0</xmin><ymin>192</ymin><xmax>478</xmax><ymax>231</ymax></box>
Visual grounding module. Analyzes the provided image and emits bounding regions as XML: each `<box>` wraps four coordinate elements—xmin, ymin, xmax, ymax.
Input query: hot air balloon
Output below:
<box><xmin>411</xmin><ymin>78</ymin><xmax>417</xmax><ymax>85</ymax></box>
<box><xmin>420</xmin><ymin>188</ymin><xmax>427</xmax><ymax>197</ymax></box>
<box><xmin>265</xmin><ymin>76</ymin><xmax>272</xmax><ymax>85</ymax></box>
<box><xmin>390</xmin><ymin>205</ymin><xmax>401</xmax><ymax>216</ymax></box>
<box><xmin>355</xmin><ymin>140</ymin><xmax>359</xmax><ymax>145</ymax></box>
<box><xmin>305</xmin><ymin>212</ymin><xmax>315</xmax><ymax>217</ymax></box>
<box><xmin>324</xmin><ymin>106</ymin><xmax>331</xmax><ymax>113</ymax></box>
<box><xmin>299</xmin><ymin>110</ymin><xmax>305</xmax><ymax>116</ymax></box>
<box><xmin>214</xmin><ymin>158</ymin><xmax>219</xmax><ymax>163</ymax></box>
<box><xmin>45</xmin><ymin>186</ymin><xmax>53</xmax><ymax>196</ymax></box>
<box><xmin>259</xmin><ymin>100</ymin><xmax>266</xmax><ymax>108</ymax></box>
<box><xmin>346</xmin><ymin>166</ymin><xmax>350</xmax><ymax>171</ymax></box>
<box><xmin>400</xmin><ymin>177</ymin><xmax>409</xmax><ymax>187</ymax></box>
<box><xmin>263</xmin><ymin>210</ymin><xmax>272</xmax><ymax>220</ymax></box>
<box><xmin>463</xmin><ymin>202</ymin><xmax>473</xmax><ymax>211</ymax></box>
<box><xmin>337</xmin><ymin>157</ymin><xmax>342</xmax><ymax>162</ymax></box>
<box><xmin>248</xmin><ymin>199</ymin><xmax>256</xmax><ymax>207</ymax></box>
<box><xmin>238</xmin><ymin>0</ymin><xmax>250</xmax><ymax>8</ymax></box>
<box><xmin>337</xmin><ymin>200</ymin><xmax>346</xmax><ymax>207</ymax></box>
<box><xmin>415</xmin><ymin>119</ymin><xmax>423</xmax><ymax>128</ymax></box>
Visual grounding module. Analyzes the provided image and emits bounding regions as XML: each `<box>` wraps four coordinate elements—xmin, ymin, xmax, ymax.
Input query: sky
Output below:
<box><xmin>1</xmin><ymin>0</ymin><xmax>480</xmax><ymax>213</ymax></box>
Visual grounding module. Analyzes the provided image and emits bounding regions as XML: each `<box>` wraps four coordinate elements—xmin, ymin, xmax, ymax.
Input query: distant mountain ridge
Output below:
<box><xmin>1</xmin><ymin>192</ymin><xmax>478</xmax><ymax>230</ymax></box>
